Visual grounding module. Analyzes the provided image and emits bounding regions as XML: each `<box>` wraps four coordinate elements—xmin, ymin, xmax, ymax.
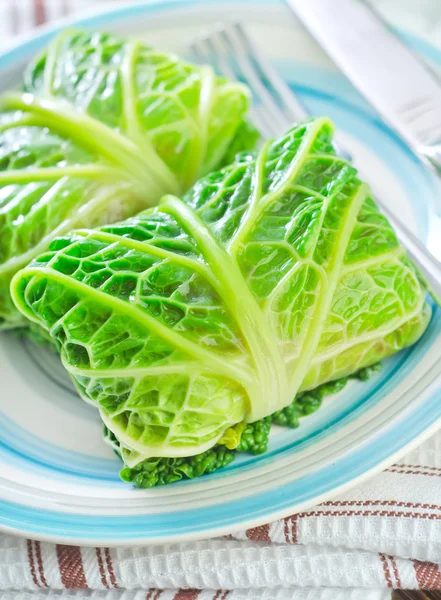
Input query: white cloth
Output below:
<box><xmin>0</xmin><ymin>1</ymin><xmax>441</xmax><ymax>598</ymax></box>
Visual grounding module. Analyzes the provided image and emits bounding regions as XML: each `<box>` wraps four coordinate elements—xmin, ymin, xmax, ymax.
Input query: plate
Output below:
<box><xmin>1</xmin><ymin>0</ymin><xmax>441</xmax><ymax>546</ymax></box>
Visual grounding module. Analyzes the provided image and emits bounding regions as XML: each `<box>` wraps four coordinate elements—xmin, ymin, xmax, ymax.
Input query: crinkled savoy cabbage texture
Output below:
<box><xmin>0</xmin><ymin>29</ymin><xmax>252</xmax><ymax>328</ymax></box>
<box><xmin>12</xmin><ymin>118</ymin><xmax>430</xmax><ymax>463</ymax></box>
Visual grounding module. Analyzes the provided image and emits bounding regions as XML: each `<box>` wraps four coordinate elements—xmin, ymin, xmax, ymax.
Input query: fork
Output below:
<box><xmin>189</xmin><ymin>23</ymin><xmax>441</xmax><ymax>303</ymax></box>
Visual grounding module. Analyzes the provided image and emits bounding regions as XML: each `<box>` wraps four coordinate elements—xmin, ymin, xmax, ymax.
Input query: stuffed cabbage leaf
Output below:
<box><xmin>112</xmin><ymin>364</ymin><xmax>381</xmax><ymax>488</ymax></box>
<box><xmin>0</xmin><ymin>30</ymin><xmax>252</xmax><ymax>328</ymax></box>
<box><xmin>12</xmin><ymin>118</ymin><xmax>430</xmax><ymax>466</ymax></box>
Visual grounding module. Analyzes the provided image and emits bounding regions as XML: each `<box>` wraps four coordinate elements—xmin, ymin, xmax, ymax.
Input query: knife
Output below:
<box><xmin>286</xmin><ymin>0</ymin><xmax>441</xmax><ymax>174</ymax></box>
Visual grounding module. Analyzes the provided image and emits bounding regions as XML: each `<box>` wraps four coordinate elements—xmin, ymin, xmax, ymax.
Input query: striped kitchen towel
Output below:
<box><xmin>1</xmin><ymin>429</ymin><xmax>441</xmax><ymax>598</ymax></box>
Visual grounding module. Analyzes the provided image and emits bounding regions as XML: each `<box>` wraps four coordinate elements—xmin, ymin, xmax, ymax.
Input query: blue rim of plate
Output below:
<box><xmin>0</xmin><ymin>0</ymin><xmax>441</xmax><ymax>545</ymax></box>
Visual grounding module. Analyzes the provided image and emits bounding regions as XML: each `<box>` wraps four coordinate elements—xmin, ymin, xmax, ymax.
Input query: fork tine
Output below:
<box><xmin>233</xmin><ymin>23</ymin><xmax>309</xmax><ymax>124</ymax></box>
<box><xmin>190</xmin><ymin>32</ymin><xmax>276</xmax><ymax>139</ymax></box>
<box><xmin>210</xmin><ymin>28</ymin><xmax>280</xmax><ymax>138</ymax></box>
<box><xmin>196</xmin><ymin>33</ymin><xmax>237</xmax><ymax>83</ymax></box>
<box><xmin>189</xmin><ymin>41</ymin><xmax>206</xmax><ymax>65</ymax></box>
<box><xmin>219</xmin><ymin>24</ymin><xmax>289</xmax><ymax>135</ymax></box>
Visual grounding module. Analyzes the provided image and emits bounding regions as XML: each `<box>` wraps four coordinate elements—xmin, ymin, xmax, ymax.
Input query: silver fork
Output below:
<box><xmin>189</xmin><ymin>23</ymin><xmax>441</xmax><ymax>302</ymax></box>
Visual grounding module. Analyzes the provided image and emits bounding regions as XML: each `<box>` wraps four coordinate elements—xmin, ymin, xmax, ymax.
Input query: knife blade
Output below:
<box><xmin>286</xmin><ymin>0</ymin><xmax>441</xmax><ymax>158</ymax></box>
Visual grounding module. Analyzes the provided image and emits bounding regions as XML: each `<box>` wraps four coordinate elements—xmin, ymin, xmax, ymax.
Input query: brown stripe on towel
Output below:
<box><xmin>104</xmin><ymin>547</ymin><xmax>118</xmax><ymax>588</ymax></box>
<box><xmin>34</xmin><ymin>541</ymin><xmax>48</xmax><ymax>587</ymax></box>
<box><xmin>56</xmin><ymin>545</ymin><xmax>88</xmax><ymax>589</ymax></box>
<box><xmin>173</xmin><ymin>590</ymin><xmax>201</xmax><ymax>600</ymax></box>
<box><xmin>27</xmin><ymin>540</ymin><xmax>40</xmax><ymax>587</ymax></box>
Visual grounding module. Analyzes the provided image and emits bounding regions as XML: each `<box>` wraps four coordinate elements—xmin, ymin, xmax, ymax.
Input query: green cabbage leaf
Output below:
<box><xmin>12</xmin><ymin>118</ymin><xmax>430</xmax><ymax>464</ymax></box>
<box><xmin>0</xmin><ymin>30</ymin><xmax>252</xmax><ymax>328</ymax></box>
<box><xmin>108</xmin><ymin>364</ymin><xmax>381</xmax><ymax>488</ymax></box>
